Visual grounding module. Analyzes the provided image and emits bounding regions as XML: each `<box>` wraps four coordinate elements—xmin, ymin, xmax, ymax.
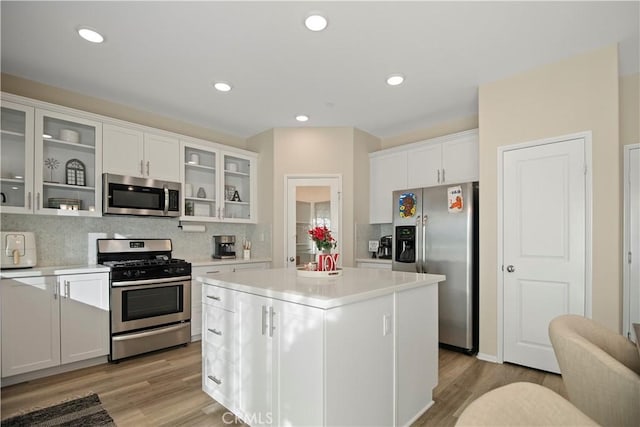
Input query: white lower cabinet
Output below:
<box><xmin>202</xmin><ymin>283</ymin><xmax>436</xmax><ymax>426</ymax></box>
<box><xmin>1</xmin><ymin>272</ymin><xmax>109</xmax><ymax>378</ymax></box>
<box><xmin>191</xmin><ymin>263</ymin><xmax>269</xmax><ymax>340</ymax></box>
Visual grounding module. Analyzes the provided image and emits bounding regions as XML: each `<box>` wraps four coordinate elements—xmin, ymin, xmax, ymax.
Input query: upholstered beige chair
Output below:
<box><xmin>455</xmin><ymin>382</ymin><xmax>598</xmax><ymax>426</ymax></box>
<box><xmin>549</xmin><ymin>314</ymin><xmax>640</xmax><ymax>427</ymax></box>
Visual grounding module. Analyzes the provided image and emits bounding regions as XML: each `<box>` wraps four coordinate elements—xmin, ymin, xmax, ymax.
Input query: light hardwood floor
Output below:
<box><xmin>1</xmin><ymin>342</ymin><xmax>566</xmax><ymax>426</ymax></box>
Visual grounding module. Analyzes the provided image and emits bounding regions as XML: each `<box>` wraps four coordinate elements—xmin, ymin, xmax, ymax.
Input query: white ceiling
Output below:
<box><xmin>2</xmin><ymin>1</ymin><xmax>638</xmax><ymax>139</ymax></box>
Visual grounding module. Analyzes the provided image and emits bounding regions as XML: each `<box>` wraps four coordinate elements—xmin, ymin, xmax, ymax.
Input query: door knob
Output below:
<box><xmin>289</xmin><ymin>257</ymin><xmax>295</xmax><ymax>262</ymax></box>
<box><xmin>506</xmin><ymin>265</ymin><xmax>515</xmax><ymax>273</ymax></box>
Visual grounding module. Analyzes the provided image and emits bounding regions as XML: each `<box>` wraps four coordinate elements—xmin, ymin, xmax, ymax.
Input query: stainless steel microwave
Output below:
<box><xmin>103</xmin><ymin>173</ymin><xmax>181</xmax><ymax>217</ymax></box>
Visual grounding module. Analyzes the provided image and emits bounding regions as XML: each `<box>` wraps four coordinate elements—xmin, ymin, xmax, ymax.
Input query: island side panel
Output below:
<box><xmin>395</xmin><ymin>283</ymin><xmax>439</xmax><ymax>426</ymax></box>
<box><xmin>325</xmin><ymin>294</ymin><xmax>395</xmax><ymax>426</ymax></box>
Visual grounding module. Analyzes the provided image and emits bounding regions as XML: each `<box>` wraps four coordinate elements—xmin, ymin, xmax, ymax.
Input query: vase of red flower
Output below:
<box><xmin>308</xmin><ymin>226</ymin><xmax>338</xmax><ymax>271</ymax></box>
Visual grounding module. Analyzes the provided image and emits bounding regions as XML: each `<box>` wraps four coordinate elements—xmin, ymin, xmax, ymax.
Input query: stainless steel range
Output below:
<box><xmin>97</xmin><ymin>238</ymin><xmax>191</xmax><ymax>361</ymax></box>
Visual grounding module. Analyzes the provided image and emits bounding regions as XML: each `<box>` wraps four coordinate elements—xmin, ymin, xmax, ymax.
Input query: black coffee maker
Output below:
<box><xmin>377</xmin><ymin>235</ymin><xmax>392</xmax><ymax>259</ymax></box>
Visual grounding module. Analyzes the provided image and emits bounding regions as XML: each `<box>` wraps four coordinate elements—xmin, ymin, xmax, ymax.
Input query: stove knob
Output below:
<box><xmin>122</xmin><ymin>270</ymin><xmax>132</xmax><ymax>279</ymax></box>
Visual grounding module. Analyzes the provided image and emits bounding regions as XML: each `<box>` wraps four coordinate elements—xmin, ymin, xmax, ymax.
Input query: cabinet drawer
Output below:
<box><xmin>203</xmin><ymin>347</ymin><xmax>236</xmax><ymax>405</ymax></box>
<box><xmin>203</xmin><ymin>306</ymin><xmax>235</xmax><ymax>360</ymax></box>
<box><xmin>203</xmin><ymin>285</ymin><xmax>237</xmax><ymax>311</ymax></box>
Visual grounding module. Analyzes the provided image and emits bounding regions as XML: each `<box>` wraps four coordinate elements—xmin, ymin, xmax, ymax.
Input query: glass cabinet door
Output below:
<box><xmin>222</xmin><ymin>153</ymin><xmax>253</xmax><ymax>222</ymax></box>
<box><xmin>182</xmin><ymin>143</ymin><xmax>217</xmax><ymax>220</ymax></box>
<box><xmin>34</xmin><ymin>109</ymin><xmax>102</xmax><ymax>216</ymax></box>
<box><xmin>0</xmin><ymin>101</ymin><xmax>34</xmax><ymax>213</ymax></box>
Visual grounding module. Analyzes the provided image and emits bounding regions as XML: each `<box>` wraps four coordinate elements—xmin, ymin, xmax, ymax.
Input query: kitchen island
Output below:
<box><xmin>198</xmin><ymin>267</ymin><xmax>444</xmax><ymax>427</ymax></box>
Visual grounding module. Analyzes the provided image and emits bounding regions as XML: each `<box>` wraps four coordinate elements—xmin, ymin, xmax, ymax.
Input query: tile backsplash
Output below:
<box><xmin>1</xmin><ymin>214</ymin><xmax>271</xmax><ymax>267</ymax></box>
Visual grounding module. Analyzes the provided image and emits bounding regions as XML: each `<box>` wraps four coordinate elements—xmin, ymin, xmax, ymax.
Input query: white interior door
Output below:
<box><xmin>286</xmin><ymin>176</ymin><xmax>341</xmax><ymax>269</ymax></box>
<box><xmin>502</xmin><ymin>136</ymin><xmax>587</xmax><ymax>373</ymax></box>
<box><xmin>624</xmin><ymin>144</ymin><xmax>640</xmax><ymax>341</ymax></box>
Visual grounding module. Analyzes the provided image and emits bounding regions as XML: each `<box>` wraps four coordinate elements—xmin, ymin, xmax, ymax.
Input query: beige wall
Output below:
<box><xmin>381</xmin><ymin>115</ymin><xmax>479</xmax><ymax>149</ymax></box>
<box><xmin>620</xmin><ymin>73</ymin><xmax>640</xmax><ymax>146</ymax></box>
<box><xmin>248</xmin><ymin>127</ymin><xmax>380</xmax><ymax>268</ymax></box>
<box><xmin>1</xmin><ymin>73</ymin><xmax>245</xmax><ymax>148</ymax></box>
<box><xmin>478</xmin><ymin>45</ymin><xmax>620</xmax><ymax>357</ymax></box>
<box><xmin>354</xmin><ymin>128</ymin><xmax>382</xmax><ymax>225</ymax></box>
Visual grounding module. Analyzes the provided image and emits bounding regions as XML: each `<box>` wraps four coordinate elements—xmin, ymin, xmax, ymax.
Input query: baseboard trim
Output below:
<box><xmin>401</xmin><ymin>399</ymin><xmax>435</xmax><ymax>427</ymax></box>
<box><xmin>1</xmin><ymin>356</ymin><xmax>108</xmax><ymax>387</ymax></box>
<box><xmin>476</xmin><ymin>353</ymin><xmax>499</xmax><ymax>363</ymax></box>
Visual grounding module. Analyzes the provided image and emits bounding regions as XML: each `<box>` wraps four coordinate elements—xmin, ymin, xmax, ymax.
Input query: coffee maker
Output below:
<box><xmin>377</xmin><ymin>235</ymin><xmax>392</xmax><ymax>259</ymax></box>
<box><xmin>212</xmin><ymin>235</ymin><xmax>236</xmax><ymax>259</ymax></box>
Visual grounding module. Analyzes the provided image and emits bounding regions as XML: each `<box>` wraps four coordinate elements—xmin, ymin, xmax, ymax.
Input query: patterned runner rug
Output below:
<box><xmin>1</xmin><ymin>393</ymin><xmax>115</xmax><ymax>426</ymax></box>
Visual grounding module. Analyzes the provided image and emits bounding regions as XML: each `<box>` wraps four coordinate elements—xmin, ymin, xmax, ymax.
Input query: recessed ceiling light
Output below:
<box><xmin>386</xmin><ymin>74</ymin><xmax>405</xmax><ymax>86</ymax></box>
<box><xmin>213</xmin><ymin>82</ymin><xmax>232</xmax><ymax>92</ymax></box>
<box><xmin>77</xmin><ymin>27</ymin><xmax>104</xmax><ymax>43</ymax></box>
<box><xmin>305</xmin><ymin>14</ymin><xmax>328</xmax><ymax>31</ymax></box>
<box><xmin>296</xmin><ymin>115</ymin><xmax>309</xmax><ymax>122</ymax></box>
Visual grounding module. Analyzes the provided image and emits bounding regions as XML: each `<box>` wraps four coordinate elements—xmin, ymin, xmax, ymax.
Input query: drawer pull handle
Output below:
<box><xmin>207</xmin><ymin>295</ymin><xmax>221</xmax><ymax>301</ymax></box>
<box><xmin>208</xmin><ymin>375</ymin><xmax>222</xmax><ymax>385</ymax></box>
<box><xmin>208</xmin><ymin>328</ymin><xmax>222</xmax><ymax>336</ymax></box>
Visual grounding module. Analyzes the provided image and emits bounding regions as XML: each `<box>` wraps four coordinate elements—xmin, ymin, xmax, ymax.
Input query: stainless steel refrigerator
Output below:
<box><xmin>392</xmin><ymin>182</ymin><xmax>478</xmax><ymax>353</ymax></box>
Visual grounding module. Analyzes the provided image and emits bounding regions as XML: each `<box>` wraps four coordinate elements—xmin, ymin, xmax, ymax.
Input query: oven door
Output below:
<box><xmin>111</xmin><ymin>279</ymin><xmax>191</xmax><ymax>334</ymax></box>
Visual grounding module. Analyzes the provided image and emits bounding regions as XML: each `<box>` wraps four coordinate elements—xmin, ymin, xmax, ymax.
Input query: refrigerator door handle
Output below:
<box><xmin>422</xmin><ymin>214</ymin><xmax>428</xmax><ymax>273</ymax></box>
<box><xmin>415</xmin><ymin>216</ymin><xmax>423</xmax><ymax>273</ymax></box>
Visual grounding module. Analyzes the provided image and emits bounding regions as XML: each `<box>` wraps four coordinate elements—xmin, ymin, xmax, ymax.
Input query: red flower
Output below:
<box><xmin>308</xmin><ymin>226</ymin><xmax>336</xmax><ymax>252</ymax></box>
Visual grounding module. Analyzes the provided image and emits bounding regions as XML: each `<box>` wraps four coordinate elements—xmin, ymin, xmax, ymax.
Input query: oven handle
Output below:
<box><xmin>112</xmin><ymin>323</ymin><xmax>189</xmax><ymax>341</ymax></box>
<box><xmin>111</xmin><ymin>275</ymin><xmax>192</xmax><ymax>287</ymax></box>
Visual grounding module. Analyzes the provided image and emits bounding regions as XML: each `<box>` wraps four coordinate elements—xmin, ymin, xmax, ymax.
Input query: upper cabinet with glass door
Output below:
<box><xmin>34</xmin><ymin>109</ymin><xmax>102</xmax><ymax>216</ymax></box>
<box><xmin>0</xmin><ymin>101</ymin><xmax>34</xmax><ymax>213</ymax></box>
<box><xmin>221</xmin><ymin>152</ymin><xmax>256</xmax><ymax>222</ymax></box>
<box><xmin>180</xmin><ymin>141</ymin><xmax>257</xmax><ymax>223</ymax></box>
<box><xmin>181</xmin><ymin>141</ymin><xmax>218</xmax><ymax>221</ymax></box>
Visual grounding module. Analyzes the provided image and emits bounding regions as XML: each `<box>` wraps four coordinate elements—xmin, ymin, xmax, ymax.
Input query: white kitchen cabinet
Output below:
<box><xmin>0</xmin><ymin>276</ymin><xmax>60</xmax><ymax>376</ymax></box>
<box><xmin>59</xmin><ymin>273</ymin><xmax>110</xmax><ymax>364</ymax></box>
<box><xmin>1</xmin><ymin>272</ymin><xmax>109</xmax><ymax>378</ymax></box>
<box><xmin>1</xmin><ymin>94</ymin><xmax>102</xmax><ymax>217</ymax></box>
<box><xmin>181</xmin><ymin>140</ymin><xmax>258</xmax><ymax>223</ymax></box>
<box><xmin>191</xmin><ymin>263</ymin><xmax>269</xmax><ymax>340</ymax></box>
<box><xmin>221</xmin><ymin>151</ymin><xmax>256</xmax><ymax>222</ymax></box>
<box><xmin>407</xmin><ymin>130</ymin><xmax>479</xmax><ymax>188</ymax></box>
<box><xmin>103</xmin><ymin>123</ymin><xmax>180</xmax><ymax>182</ymax></box>
<box><xmin>202</xmin><ymin>286</ymin><xmax>239</xmax><ymax>411</ymax></box>
<box><xmin>201</xmin><ymin>273</ymin><xmax>438</xmax><ymax>426</ymax></box>
<box><xmin>0</xmin><ymin>100</ymin><xmax>34</xmax><ymax>214</ymax></box>
<box><xmin>369</xmin><ymin>129</ymin><xmax>478</xmax><ymax>223</ymax></box>
<box><xmin>35</xmin><ymin>109</ymin><xmax>103</xmax><ymax>216</ymax></box>
<box><xmin>220</xmin><ymin>290</ymin><xmax>324</xmax><ymax>426</ymax></box>
<box><xmin>369</xmin><ymin>151</ymin><xmax>408</xmax><ymax>224</ymax></box>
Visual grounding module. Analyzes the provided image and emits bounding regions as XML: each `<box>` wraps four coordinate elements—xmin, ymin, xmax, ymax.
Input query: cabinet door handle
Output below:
<box><xmin>146</xmin><ymin>161</ymin><xmax>150</xmax><ymax>176</ymax></box>
<box><xmin>206</xmin><ymin>271</ymin><xmax>220</xmax><ymax>274</ymax></box>
<box><xmin>208</xmin><ymin>328</ymin><xmax>222</xmax><ymax>336</ymax></box>
<box><xmin>269</xmin><ymin>306</ymin><xmax>276</xmax><ymax>337</ymax></box>
<box><xmin>261</xmin><ymin>305</ymin><xmax>268</xmax><ymax>335</ymax></box>
<box><xmin>442</xmin><ymin>168</ymin><xmax>445</xmax><ymax>183</ymax></box>
<box><xmin>207</xmin><ymin>295</ymin><xmax>221</xmax><ymax>301</ymax></box>
<box><xmin>27</xmin><ymin>192</ymin><xmax>32</xmax><ymax>210</ymax></box>
<box><xmin>36</xmin><ymin>192</ymin><xmax>40</xmax><ymax>210</ymax></box>
<box><xmin>208</xmin><ymin>375</ymin><xmax>222</xmax><ymax>385</ymax></box>
<box><xmin>437</xmin><ymin>170</ymin><xmax>440</xmax><ymax>183</ymax></box>
<box><xmin>140</xmin><ymin>160</ymin><xmax>144</xmax><ymax>175</ymax></box>
<box><xmin>54</xmin><ymin>279</ymin><xmax>59</xmax><ymax>300</ymax></box>
<box><xmin>64</xmin><ymin>280</ymin><xmax>70</xmax><ymax>298</ymax></box>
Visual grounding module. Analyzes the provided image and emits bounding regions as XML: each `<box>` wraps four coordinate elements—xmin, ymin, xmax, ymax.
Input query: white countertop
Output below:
<box><xmin>0</xmin><ymin>264</ymin><xmax>110</xmax><ymax>279</ymax></box>
<box><xmin>189</xmin><ymin>257</ymin><xmax>271</xmax><ymax>267</ymax></box>
<box><xmin>197</xmin><ymin>267</ymin><xmax>444</xmax><ymax>309</ymax></box>
<box><xmin>355</xmin><ymin>258</ymin><xmax>392</xmax><ymax>264</ymax></box>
